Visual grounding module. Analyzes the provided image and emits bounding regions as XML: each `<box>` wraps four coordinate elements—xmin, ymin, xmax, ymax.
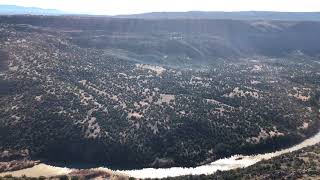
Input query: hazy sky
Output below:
<box><xmin>1</xmin><ymin>0</ymin><xmax>320</xmax><ymax>15</ymax></box>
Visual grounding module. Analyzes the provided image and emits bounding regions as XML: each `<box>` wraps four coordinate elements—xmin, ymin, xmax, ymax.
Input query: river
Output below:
<box><xmin>1</xmin><ymin>131</ymin><xmax>320</xmax><ymax>179</ymax></box>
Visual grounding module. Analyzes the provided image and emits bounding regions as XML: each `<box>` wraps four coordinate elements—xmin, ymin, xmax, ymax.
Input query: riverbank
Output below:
<box><xmin>1</xmin><ymin>130</ymin><xmax>320</xmax><ymax>179</ymax></box>
<box><xmin>171</xmin><ymin>143</ymin><xmax>320</xmax><ymax>179</ymax></box>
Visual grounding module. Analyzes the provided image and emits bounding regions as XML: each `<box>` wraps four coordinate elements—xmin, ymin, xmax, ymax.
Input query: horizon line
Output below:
<box><xmin>1</xmin><ymin>4</ymin><xmax>320</xmax><ymax>16</ymax></box>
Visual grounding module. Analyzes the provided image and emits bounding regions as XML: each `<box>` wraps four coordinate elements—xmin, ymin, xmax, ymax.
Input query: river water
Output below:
<box><xmin>1</xmin><ymin>131</ymin><xmax>320</xmax><ymax>179</ymax></box>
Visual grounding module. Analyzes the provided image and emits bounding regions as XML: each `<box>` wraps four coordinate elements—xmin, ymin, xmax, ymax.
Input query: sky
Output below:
<box><xmin>0</xmin><ymin>0</ymin><xmax>320</xmax><ymax>15</ymax></box>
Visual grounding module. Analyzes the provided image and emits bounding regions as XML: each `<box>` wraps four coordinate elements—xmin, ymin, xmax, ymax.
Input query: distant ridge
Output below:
<box><xmin>1</xmin><ymin>5</ymin><xmax>320</xmax><ymax>21</ymax></box>
<box><xmin>114</xmin><ymin>11</ymin><xmax>320</xmax><ymax>21</ymax></box>
<box><xmin>0</xmin><ymin>5</ymin><xmax>67</xmax><ymax>15</ymax></box>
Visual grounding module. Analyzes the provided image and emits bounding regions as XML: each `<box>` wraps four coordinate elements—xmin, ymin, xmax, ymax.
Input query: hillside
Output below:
<box><xmin>1</xmin><ymin>16</ymin><xmax>320</xmax><ymax>67</ymax></box>
<box><xmin>0</xmin><ymin>16</ymin><xmax>319</xmax><ymax>170</ymax></box>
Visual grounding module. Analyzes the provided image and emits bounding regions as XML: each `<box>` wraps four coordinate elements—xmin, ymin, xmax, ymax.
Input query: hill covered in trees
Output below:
<box><xmin>0</xmin><ymin>16</ymin><xmax>319</xmax><ymax>171</ymax></box>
